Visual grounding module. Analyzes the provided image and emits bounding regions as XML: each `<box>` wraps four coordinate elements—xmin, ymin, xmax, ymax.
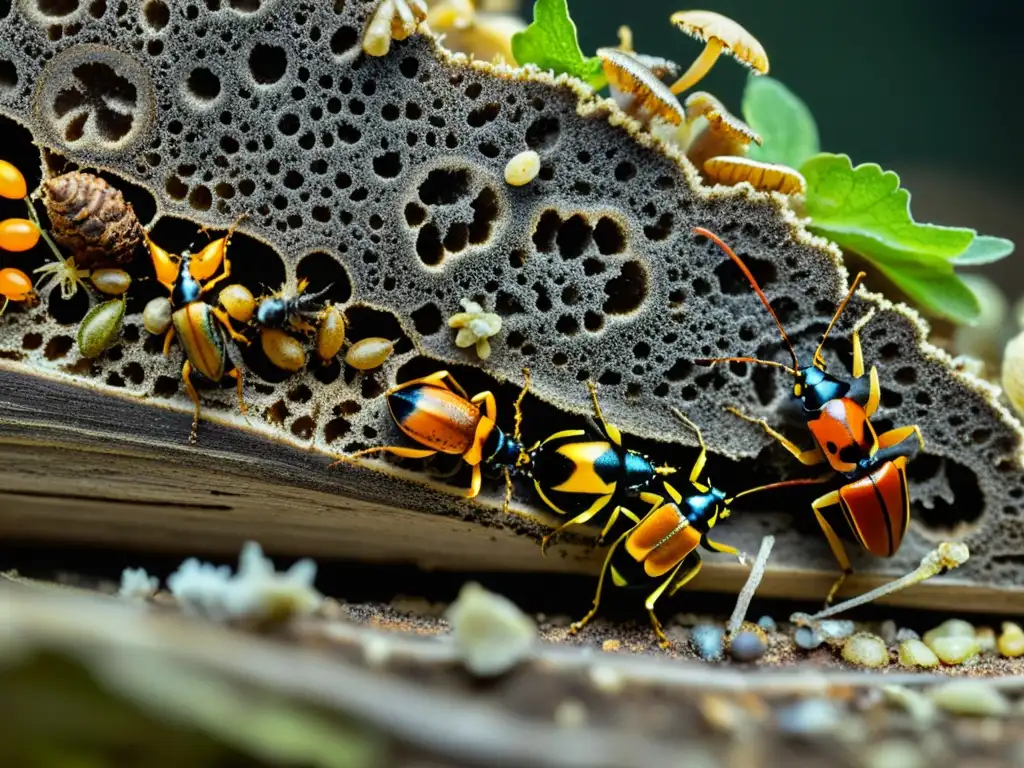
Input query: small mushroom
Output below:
<box><xmin>683</xmin><ymin>91</ymin><xmax>761</xmax><ymax>171</ymax></box>
<box><xmin>364</xmin><ymin>0</ymin><xmax>428</xmax><ymax>57</ymax></box>
<box><xmin>669</xmin><ymin>10</ymin><xmax>769</xmax><ymax>95</ymax></box>
<box><xmin>703</xmin><ymin>156</ymin><xmax>806</xmax><ymax>196</ymax></box>
<box><xmin>597</xmin><ymin>48</ymin><xmax>685</xmax><ymax>126</ymax></box>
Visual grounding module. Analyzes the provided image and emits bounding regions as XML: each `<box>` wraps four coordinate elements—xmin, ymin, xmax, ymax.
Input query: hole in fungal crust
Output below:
<box><xmin>296</xmin><ymin>251</ymin><xmax>352</xmax><ymax>305</ymax></box>
<box><xmin>469</xmin><ymin>187</ymin><xmax>498</xmax><ymax>244</ymax></box>
<box><xmin>0</xmin><ymin>60</ymin><xmax>17</xmax><ymax>92</ymax></box>
<box><xmin>419</xmin><ymin>168</ymin><xmax>470</xmax><ymax>205</ymax></box>
<box><xmin>40</xmin><ymin>47</ymin><xmax>154</xmax><ymax>151</ymax></box>
<box><xmin>325</xmin><ymin>417</ymin><xmax>351</xmax><ymax>443</ymax></box>
<box><xmin>557</xmin><ymin>214</ymin><xmax>591</xmax><ymax>260</ymax></box>
<box><xmin>909</xmin><ymin>457</ymin><xmax>983</xmax><ymax>536</ymax></box>
<box><xmin>291</xmin><ymin>416</ymin><xmax>316</xmax><ymax>441</ymax></box>
<box><xmin>37</xmin><ymin>0</ymin><xmax>78</xmax><ymax>17</ymax></box>
<box><xmin>416</xmin><ymin>223</ymin><xmax>444</xmax><ymax>266</ymax></box>
<box><xmin>715</xmin><ymin>255</ymin><xmax>776</xmax><ymax>295</ymax></box>
<box><xmin>533</xmin><ymin>210</ymin><xmax>560</xmax><ymax>252</ymax></box>
<box><xmin>249</xmin><ymin>43</ymin><xmax>287</xmax><ymax>85</ymax></box>
<box><xmin>594</xmin><ymin>216</ymin><xmax>626</xmax><ymax>255</ymax></box>
<box><xmin>228</xmin><ymin>0</ymin><xmax>262</xmax><ymax>12</ymax></box>
<box><xmin>142</xmin><ymin>0</ymin><xmax>168</xmax><ymax>27</ymax></box>
<box><xmin>525</xmin><ymin>116</ymin><xmax>559</xmax><ymax>150</ymax></box>
<box><xmin>186</xmin><ymin>67</ymin><xmax>220</xmax><ymax>102</ymax></box>
<box><xmin>405</xmin><ymin>202</ymin><xmax>426</xmax><ymax>227</ymax></box>
<box><xmin>331</xmin><ymin>25</ymin><xmax>358</xmax><ymax>56</ymax></box>
<box><xmin>44</xmin><ymin>334</ymin><xmax>74</xmax><ymax>360</ymax></box>
<box><xmin>344</xmin><ymin>304</ymin><xmax>412</xmax><ymax>355</ymax></box>
<box><xmin>373</xmin><ymin>151</ymin><xmax>402</xmax><ymax>178</ymax></box>
<box><xmin>602</xmin><ymin>260</ymin><xmax>647</xmax><ymax>315</ymax></box>
<box><xmin>411</xmin><ymin>302</ymin><xmax>442</xmax><ymax>335</ymax></box>
<box><xmin>46</xmin><ymin>288</ymin><xmax>89</xmax><ymax>325</ymax></box>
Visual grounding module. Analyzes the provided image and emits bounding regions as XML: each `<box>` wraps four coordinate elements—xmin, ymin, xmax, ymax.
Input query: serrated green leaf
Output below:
<box><xmin>802</xmin><ymin>153</ymin><xmax>976</xmax><ymax>265</ymax></box>
<box><xmin>872</xmin><ymin>260</ymin><xmax>981</xmax><ymax>324</ymax></box>
<box><xmin>742</xmin><ymin>75</ymin><xmax>819</xmax><ymax>169</ymax></box>
<box><xmin>951</xmin><ymin>234</ymin><xmax>1015</xmax><ymax>266</ymax></box>
<box><xmin>511</xmin><ymin>0</ymin><xmax>606</xmax><ymax>89</ymax></box>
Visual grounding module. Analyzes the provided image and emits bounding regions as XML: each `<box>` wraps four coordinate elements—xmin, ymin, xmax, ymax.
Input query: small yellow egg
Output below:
<box><xmin>261</xmin><ymin>328</ymin><xmax>306</xmax><ymax>372</ymax></box>
<box><xmin>316</xmin><ymin>304</ymin><xmax>345</xmax><ymax>362</ymax></box>
<box><xmin>142</xmin><ymin>296</ymin><xmax>172</xmax><ymax>335</ymax></box>
<box><xmin>504</xmin><ymin>150</ymin><xmax>541</xmax><ymax>187</ymax></box>
<box><xmin>78</xmin><ymin>298</ymin><xmax>125</xmax><ymax>359</ymax></box>
<box><xmin>345</xmin><ymin>337</ymin><xmax>395</xmax><ymax>371</ymax></box>
<box><xmin>218</xmin><ymin>283</ymin><xmax>255</xmax><ymax>323</ymax></box>
<box><xmin>90</xmin><ymin>268</ymin><xmax>132</xmax><ymax>296</ymax></box>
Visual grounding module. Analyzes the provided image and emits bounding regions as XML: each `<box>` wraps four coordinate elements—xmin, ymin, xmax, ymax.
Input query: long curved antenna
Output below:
<box><xmin>812</xmin><ymin>271</ymin><xmax>866</xmax><ymax>370</ymax></box>
<box><xmin>693</xmin><ymin>227</ymin><xmax>799</xmax><ymax>373</ymax></box>
<box><xmin>694</xmin><ymin>356</ymin><xmax>797</xmax><ymax>376</ymax></box>
<box><xmin>725</xmin><ymin>475</ymin><xmax>831</xmax><ymax>504</ymax></box>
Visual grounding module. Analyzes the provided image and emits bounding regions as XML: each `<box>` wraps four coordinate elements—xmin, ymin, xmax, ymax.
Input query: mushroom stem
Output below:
<box><xmin>670</xmin><ymin>39</ymin><xmax>723</xmax><ymax>95</ymax></box>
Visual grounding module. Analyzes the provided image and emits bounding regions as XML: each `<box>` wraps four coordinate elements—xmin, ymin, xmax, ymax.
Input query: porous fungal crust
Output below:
<box><xmin>0</xmin><ymin>0</ymin><xmax>1022</xmax><ymax>591</ymax></box>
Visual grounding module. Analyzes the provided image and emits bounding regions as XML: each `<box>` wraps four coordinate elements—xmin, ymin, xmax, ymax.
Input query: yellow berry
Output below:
<box><xmin>504</xmin><ymin>150</ymin><xmax>541</xmax><ymax>186</ymax></box>
<box><xmin>841</xmin><ymin>632</ymin><xmax>889</xmax><ymax>668</ymax></box>
<box><xmin>0</xmin><ymin>160</ymin><xmax>27</xmax><ymax>199</ymax></box>
<box><xmin>315</xmin><ymin>304</ymin><xmax>345</xmax><ymax>362</ymax></box>
<box><xmin>897</xmin><ymin>639</ymin><xmax>939</xmax><ymax>668</ymax></box>
<box><xmin>0</xmin><ymin>218</ymin><xmax>40</xmax><ymax>252</ymax></box>
<box><xmin>0</xmin><ymin>267</ymin><xmax>34</xmax><ymax>302</ymax></box>
<box><xmin>998</xmin><ymin>622</ymin><xmax>1024</xmax><ymax>658</ymax></box>
<box><xmin>261</xmin><ymin>328</ymin><xmax>306</xmax><ymax>372</ymax></box>
<box><xmin>218</xmin><ymin>283</ymin><xmax>255</xmax><ymax>323</ymax></box>
<box><xmin>90</xmin><ymin>268</ymin><xmax>132</xmax><ymax>296</ymax></box>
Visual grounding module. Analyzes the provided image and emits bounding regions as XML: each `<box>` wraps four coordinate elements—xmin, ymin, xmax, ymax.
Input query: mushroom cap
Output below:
<box><xmin>670</xmin><ymin>10</ymin><xmax>769</xmax><ymax>74</ymax></box>
<box><xmin>703</xmin><ymin>156</ymin><xmax>806</xmax><ymax>195</ymax></box>
<box><xmin>597</xmin><ymin>48</ymin><xmax>685</xmax><ymax>125</ymax></box>
<box><xmin>632</xmin><ymin>53</ymin><xmax>681</xmax><ymax>83</ymax></box>
<box><xmin>684</xmin><ymin>91</ymin><xmax>761</xmax><ymax>146</ymax></box>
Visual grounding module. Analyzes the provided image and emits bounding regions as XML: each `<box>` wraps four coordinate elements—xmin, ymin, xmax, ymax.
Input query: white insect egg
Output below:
<box><xmin>504</xmin><ymin>150</ymin><xmax>541</xmax><ymax>187</ymax></box>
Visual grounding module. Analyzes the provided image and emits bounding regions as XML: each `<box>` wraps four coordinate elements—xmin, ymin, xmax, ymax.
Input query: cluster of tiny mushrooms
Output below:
<box><xmin>0</xmin><ymin>2</ymin><xmax>964</xmax><ymax>648</ymax></box>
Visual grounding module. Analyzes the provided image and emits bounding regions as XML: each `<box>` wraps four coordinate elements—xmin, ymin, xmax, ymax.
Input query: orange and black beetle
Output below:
<box><xmin>693</xmin><ymin>227</ymin><xmax>924</xmax><ymax>603</ymax></box>
<box><xmin>570</xmin><ymin>408</ymin><xmax>814</xmax><ymax>647</ymax></box>
<box><xmin>336</xmin><ymin>369</ymin><xmax>526</xmax><ymax>502</ymax></box>
<box><xmin>521</xmin><ymin>380</ymin><xmax>677</xmax><ymax>552</ymax></box>
<box><xmin>145</xmin><ymin>218</ymin><xmax>250</xmax><ymax>443</ymax></box>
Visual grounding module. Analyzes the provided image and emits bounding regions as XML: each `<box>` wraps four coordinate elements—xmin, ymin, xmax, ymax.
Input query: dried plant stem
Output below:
<box><xmin>727</xmin><ymin>535</ymin><xmax>774</xmax><ymax>635</ymax></box>
<box><xmin>792</xmin><ymin>542</ymin><xmax>970</xmax><ymax>626</ymax></box>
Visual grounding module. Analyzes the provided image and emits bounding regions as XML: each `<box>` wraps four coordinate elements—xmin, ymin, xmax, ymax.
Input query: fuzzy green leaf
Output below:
<box><xmin>511</xmin><ymin>0</ymin><xmax>606</xmax><ymax>88</ymax></box>
<box><xmin>802</xmin><ymin>153</ymin><xmax>976</xmax><ymax>264</ymax></box>
<box><xmin>951</xmin><ymin>235</ymin><xmax>1015</xmax><ymax>266</ymax></box>
<box><xmin>742</xmin><ymin>75</ymin><xmax>819</xmax><ymax>169</ymax></box>
<box><xmin>873</xmin><ymin>260</ymin><xmax>981</xmax><ymax>324</ymax></box>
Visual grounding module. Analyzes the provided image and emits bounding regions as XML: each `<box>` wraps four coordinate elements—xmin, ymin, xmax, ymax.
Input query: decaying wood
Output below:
<box><xmin>2</xmin><ymin>364</ymin><xmax>1020</xmax><ymax>613</ymax></box>
<box><xmin>4</xmin><ymin>581</ymin><xmax>1024</xmax><ymax>768</ymax></box>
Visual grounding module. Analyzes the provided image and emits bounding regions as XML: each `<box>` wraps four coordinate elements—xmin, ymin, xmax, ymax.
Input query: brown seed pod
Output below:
<box><xmin>43</xmin><ymin>172</ymin><xmax>143</xmax><ymax>267</ymax></box>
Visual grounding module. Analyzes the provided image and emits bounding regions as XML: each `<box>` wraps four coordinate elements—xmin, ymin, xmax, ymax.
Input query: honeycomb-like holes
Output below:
<box><xmin>37</xmin><ymin>44</ymin><xmax>155</xmax><ymax>153</ymax></box>
<box><xmin>296</xmin><ymin>251</ymin><xmax>351</xmax><ymax>306</ymax></box>
<box><xmin>248</xmin><ymin>42</ymin><xmax>287</xmax><ymax>85</ymax></box>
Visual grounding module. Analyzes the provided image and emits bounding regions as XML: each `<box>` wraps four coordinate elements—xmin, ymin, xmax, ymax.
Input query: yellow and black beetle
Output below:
<box><xmin>570</xmin><ymin>409</ymin><xmax>821</xmax><ymax>647</ymax></box>
<box><xmin>145</xmin><ymin>218</ymin><xmax>250</xmax><ymax>443</ymax></box>
<box><xmin>522</xmin><ymin>381</ymin><xmax>678</xmax><ymax>552</ymax></box>
<box><xmin>335</xmin><ymin>369</ymin><xmax>528</xmax><ymax>503</ymax></box>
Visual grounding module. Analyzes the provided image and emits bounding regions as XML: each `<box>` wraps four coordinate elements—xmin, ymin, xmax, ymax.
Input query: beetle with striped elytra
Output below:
<box><xmin>692</xmin><ymin>226</ymin><xmax>925</xmax><ymax>604</ymax></box>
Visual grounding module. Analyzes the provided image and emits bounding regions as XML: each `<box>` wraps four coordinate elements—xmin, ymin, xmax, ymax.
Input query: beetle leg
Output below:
<box><xmin>468</xmin><ymin>463</ymin><xmax>482</xmax><ymax>499</ymax></box>
<box><xmin>646</xmin><ymin>552</ymin><xmax>702</xmax><ymax>648</ymax></box>
<box><xmin>810</xmin><ymin>490</ymin><xmax>853</xmax><ymax>606</ymax></box>
<box><xmin>162</xmin><ymin>327</ymin><xmax>177</xmax><ymax>356</ymax></box>
<box><xmin>726</xmin><ymin>406</ymin><xmax>825</xmax><ymax>466</ymax></box>
<box><xmin>569</xmin><ymin>528</ymin><xmax>632</xmax><ymax>638</ymax></box>
<box><xmin>212</xmin><ymin>307</ymin><xmax>250</xmax><ymax>343</ymax></box>
<box><xmin>199</xmin><ymin>247</ymin><xmax>234</xmax><ymax>294</ymax></box>
<box><xmin>181</xmin><ymin>360</ymin><xmax>201</xmax><ymax>444</ymax></box>
<box><xmin>512</xmin><ymin>368</ymin><xmax>531</xmax><ymax>444</ymax></box>
<box><xmin>502</xmin><ymin>467</ymin><xmax>513</xmax><ymax>514</ymax></box>
<box><xmin>227</xmin><ymin>367</ymin><xmax>248</xmax><ymax>420</ymax></box>
<box><xmin>864</xmin><ymin>366</ymin><xmax>881</xmax><ymax>417</ymax></box>
<box><xmin>877</xmin><ymin>424</ymin><xmax>925</xmax><ymax>452</ymax></box>
<box><xmin>586</xmin><ymin>381</ymin><xmax>622</xmax><ymax>447</ymax></box>
<box><xmin>470</xmin><ymin>390</ymin><xmax>497</xmax><ymax>423</ymax></box>
<box><xmin>388</xmin><ymin>369</ymin><xmax>468</xmax><ymax>400</ymax></box>
<box><xmin>596</xmin><ymin>504</ymin><xmax>641</xmax><ymax>544</ymax></box>
<box><xmin>670</xmin><ymin>408</ymin><xmax>710</xmax><ymax>486</ymax></box>
<box><xmin>540</xmin><ymin>500</ymin><xmax>612</xmax><ymax>555</ymax></box>
<box><xmin>332</xmin><ymin>445</ymin><xmax>438</xmax><ymax>469</ymax></box>
<box><xmin>700</xmin><ymin>534</ymin><xmax>744</xmax><ymax>562</ymax></box>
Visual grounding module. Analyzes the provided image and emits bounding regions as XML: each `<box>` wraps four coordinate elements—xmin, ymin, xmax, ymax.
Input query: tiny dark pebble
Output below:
<box><xmin>691</xmin><ymin>624</ymin><xmax>725</xmax><ymax>661</ymax></box>
<box><xmin>795</xmin><ymin>626</ymin><xmax>824</xmax><ymax>650</ymax></box>
<box><xmin>757</xmin><ymin>615</ymin><xmax>777</xmax><ymax>631</ymax></box>
<box><xmin>730</xmin><ymin>630</ymin><xmax>767</xmax><ymax>661</ymax></box>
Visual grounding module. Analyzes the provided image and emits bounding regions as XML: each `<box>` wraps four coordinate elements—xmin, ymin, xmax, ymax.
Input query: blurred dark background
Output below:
<box><xmin>572</xmin><ymin>0</ymin><xmax>1024</xmax><ymax>296</ymax></box>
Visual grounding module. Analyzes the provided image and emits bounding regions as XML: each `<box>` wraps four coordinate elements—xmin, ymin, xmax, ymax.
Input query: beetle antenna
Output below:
<box><xmin>725</xmin><ymin>475</ymin><xmax>831</xmax><ymax>504</ymax></box>
<box><xmin>694</xmin><ymin>356</ymin><xmax>797</xmax><ymax>376</ymax></box>
<box><xmin>812</xmin><ymin>272</ymin><xmax>866</xmax><ymax>370</ymax></box>
<box><xmin>693</xmin><ymin>227</ymin><xmax>799</xmax><ymax>374</ymax></box>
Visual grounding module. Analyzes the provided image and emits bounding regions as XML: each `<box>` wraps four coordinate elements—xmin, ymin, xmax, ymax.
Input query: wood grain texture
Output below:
<box><xmin>1</xmin><ymin>363</ymin><xmax>1020</xmax><ymax>613</ymax></box>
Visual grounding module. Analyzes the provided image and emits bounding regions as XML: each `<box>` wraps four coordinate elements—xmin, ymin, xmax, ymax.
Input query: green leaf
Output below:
<box><xmin>951</xmin><ymin>234</ymin><xmax>1015</xmax><ymax>266</ymax></box>
<box><xmin>511</xmin><ymin>0</ymin><xmax>606</xmax><ymax>89</ymax></box>
<box><xmin>872</xmin><ymin>260</ymin><xmax>981</xmax><ymax>324</ymax></box>
<box><xmin>802</xmin><ymin>153</ymin><xmax>976</xmax><ymax>264</ymax></box>
<box><xmin>742</xmin><ymin>75</ymin><xmax>819</xmax><ymax>169</ymax></box>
